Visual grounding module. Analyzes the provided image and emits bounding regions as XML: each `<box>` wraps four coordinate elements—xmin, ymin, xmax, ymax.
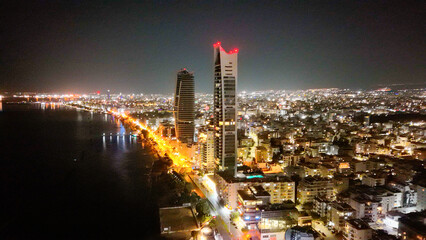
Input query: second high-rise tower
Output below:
<box><xmin>174</xmin><ymin>68</ymin><xmax>195</xmax><ymax>144</ymax></box>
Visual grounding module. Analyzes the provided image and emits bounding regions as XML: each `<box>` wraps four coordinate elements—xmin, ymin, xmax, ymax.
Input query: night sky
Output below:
<box><xmin>1</xmin><ymin>0</ymin><xmax>425</xmax><ymax>94</ymax></box>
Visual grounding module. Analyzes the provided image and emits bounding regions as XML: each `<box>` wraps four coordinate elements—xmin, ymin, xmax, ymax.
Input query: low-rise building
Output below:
<box><xmin>398</xmin><ymin>211</ymin><xmax>426</xmax><ymax>240</ymax></box>
<box><xmin>215</xmin><ymin>172</ymin><xmax>295</xmax><ymax>210</ymax></box>
<box><xmin>297</xmin><ymin>176</ymin><xmax>333</xmax><ymax>204</ymax></box>
<box><xmin>416</xmin><ymin>184</ymin><xmax>426</xmax><ymax>212</ymax></box>
<box><xmin>362</xmin><ymin>174</ymin><xmax>386</xmax><ymax>187</ymax></box>
<box><xmin>344</xmin><ymin>219</ymin><xmax>372</xmax><ymax>240</ymax></box>
<box><xmin>333</xmin><ymin>176</ymin><xmax>350</xmax><ymax>194</ymax></box>
<box><xmin>258</xmin><ymin>203</ymin><xmax>299</xmax><ymax>240</ymax></box>
<box><xmin>237</xmin><ymin>189</ymin><xmax>263</xmax><ymax>226</ymax></box>
<box><xmin>349</xmin><ymin>196</ymin><xmax>379</xmax><ymax>223</ymax></box>
<box><xmin>313</xmin><ymin>196</ymin><xmax>330</xmax><ymax>218</ymax></box>
<box><xmin>330</xmin><ymin>202</ymin><xmax>355</xmax><ymax>232</ymax></box>
<box><xmin>284</xmin><ymin>226</ymin><xmax>316</xmax><ymax>240</ymax></box>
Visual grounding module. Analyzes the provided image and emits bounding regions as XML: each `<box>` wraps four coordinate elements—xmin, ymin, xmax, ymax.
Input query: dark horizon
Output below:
<box><xmin>2</xmin><ymin>82</ymin><xmax>426</xmax><ymax>96</ymax></box>
<box><xmin>1</xmin><ymin>0</ymin><xmax>425</xmax><ymax>94</ymax></box>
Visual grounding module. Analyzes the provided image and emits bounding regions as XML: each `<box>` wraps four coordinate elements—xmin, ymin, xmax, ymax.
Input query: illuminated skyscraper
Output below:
<box><xmin>174</xmin><ymin>68</ymin><xmax>195</xmax><ymax>144</ymax></box>
<box><xmin>213</xmin><ymin>42</ymin><xmax>238</xmax><ymax>176</ymax></box>
<box><xmin>200</xmin><ymin>130</ymin><xmax>215</xmax><ymax>174</ymax></box>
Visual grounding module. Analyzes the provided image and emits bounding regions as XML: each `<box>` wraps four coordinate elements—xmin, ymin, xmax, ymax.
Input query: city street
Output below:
<box><xmin>312</xmin><ymin>220</ymin><xmax>338</xmax><ymax>240</ymax></box>
<box><xmin>188</xmin><ymin>174</ymin><xmax>244</xmax><ymax>240</ymax></box>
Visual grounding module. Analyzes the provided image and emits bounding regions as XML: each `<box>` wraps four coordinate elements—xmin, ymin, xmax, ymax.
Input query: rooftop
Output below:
<box><xmin>249</xmin><ymin>185</ymin><xmax>270</xmax><ymax>197</ymax></box>
<box><xmin>258</xmin><ymin>203</ymin><xmax>298</xmax><ymax>212</ymax></box>
<box><xmin>217</xmin><ymin>171</ymin><xmax>292</xmax><ymax>183</ymax></box>
<box><xmin>398</xmin><ymin>211</ymin><xmax>426</xmax><ymax>235</ymax></box>
<box><xmin>330</xmin><ymin>202</ymin><xmax>354</xmax><ymax>212</ymax></box>
<box><xmin>302</xmin><ymin>176</ymin><xmax>332</xmax><ymax>183</ymax></box>
<box><xmin>159</xmin><ymin>206</ymin><xmax>199</xmax><ymax>234</ymax></box>
<box><xmin>237</xmin><ymin>190</ymin><xmax>257</xmax><ymax>201</ymax></box>
<box><xmin>346</xmin><ymin>219</ymin><xmax>371</xmax><ymax>230</ymax></box>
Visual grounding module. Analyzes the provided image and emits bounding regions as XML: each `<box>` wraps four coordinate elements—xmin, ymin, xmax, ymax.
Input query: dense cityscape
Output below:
<box><xmin>1</xmin><ymin>41</ymin><xmax>425</xmax><ymax>240</ymax></box>
<box><xmin>1</xmin><ymin>1</ymin><xmax>425</xmax><ymax>240</ymax></box>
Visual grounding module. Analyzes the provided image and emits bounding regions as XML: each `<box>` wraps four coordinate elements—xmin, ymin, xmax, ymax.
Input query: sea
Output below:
<box><xmin>0</xmin><ymin>102</ymin><xmax>160</xmax><ymax>239</ymax></box>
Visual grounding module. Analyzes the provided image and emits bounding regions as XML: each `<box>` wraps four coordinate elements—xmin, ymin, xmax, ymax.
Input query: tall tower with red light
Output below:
<box><xmin>213</xmin><ymin>42</ymin><xmax>238</xmax><ymax>176</ymax></box>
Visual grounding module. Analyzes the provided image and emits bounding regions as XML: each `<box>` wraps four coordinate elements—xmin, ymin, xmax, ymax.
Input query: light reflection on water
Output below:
<box><xmin>0</xmin><ymin>102</ymin><xmax>158</xmax><ymax>237</ymax></box>
<box><xmin>93</xmin><ymin>111</ymin><xmax>144</xmax><ymax>179</ymax></box>
<box><xmin>19</xmin><ymin>103</ymin><xmax>142</xmax><ymax>178</ymax></box>
<box><xmin>4</xmin><ymin>102</ymin><xmax>145</xmax><ymax>180</ymax></box>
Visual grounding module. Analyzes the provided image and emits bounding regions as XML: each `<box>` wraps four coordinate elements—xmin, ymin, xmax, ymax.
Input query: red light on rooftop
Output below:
<box><xmin>213</xmin><ymin>41</ymin><xmax>221</xmax><ymax>47</ymax></box>
<box><xmin>227</xmin><ymin>48</ymin><xmax>238</xmax><ymax>54</ymax></box>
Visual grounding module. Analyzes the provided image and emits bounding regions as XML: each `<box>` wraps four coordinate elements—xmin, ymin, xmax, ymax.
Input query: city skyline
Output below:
<box><xmin>1</xmin><ymin>1</ymin><xmax>425</xmax><ymax>239</ymax></box>
<box><xmin>1</xmin><ymin>78</ymin><xmax>425</xmax><ymax>239</ymax></box>
<box><xmin>1</xmin><ymin>1</ymin><xmax>425</xmax><ymax>93</ymax></box>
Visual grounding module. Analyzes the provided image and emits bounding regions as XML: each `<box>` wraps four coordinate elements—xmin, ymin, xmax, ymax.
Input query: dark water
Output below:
<box><xmin>0</xmin><ymin>103</ymin><xmax>159</xmax><ymax>239</ymax></box>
